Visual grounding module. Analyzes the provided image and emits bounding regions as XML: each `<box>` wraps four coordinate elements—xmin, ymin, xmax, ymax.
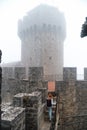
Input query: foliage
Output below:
<box><xmin>81</xmin><ymin>17</ymin><xmax>87</xmax><ymax>38</ymax></box>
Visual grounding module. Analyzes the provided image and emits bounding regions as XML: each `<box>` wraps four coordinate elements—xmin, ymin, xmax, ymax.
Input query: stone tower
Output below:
<box><xmin>18</xmin><ymin>4</ymin><xmax>66</xmax><ymax>81</ymax></box>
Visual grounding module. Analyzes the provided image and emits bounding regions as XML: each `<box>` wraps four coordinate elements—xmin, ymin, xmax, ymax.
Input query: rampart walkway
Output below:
<box><xmin>42</xmin><ymin>121</ymin><xmax>51</xmax><ymax>130</ymax></box>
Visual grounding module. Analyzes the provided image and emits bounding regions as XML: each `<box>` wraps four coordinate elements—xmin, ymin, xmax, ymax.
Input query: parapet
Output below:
<box><xmin>1</xmin><ymin>106</ymin><xmax>25</xmax><ymax>130</ymax></box>
<box><xmin>84</xmin><ymin>68</ymin><xmax>87</xmax><ymax>80</ymax></box>
<box><xmin>18</xmin><ymin>4</ymin><xmax>66</xmax><ymax>41</ymax></box>
<box><xmin>63</xmin><ymin>67</ymin><xmax>77</xmax><ymax>81</ymax></box>
<box><xmin>2</xmin><ymin>66</ymin><xmax>87</xmax><ymax>81</ymax></box>
<box><xmin>2</xmin><ymin>67</ymin><xmax>43</xmax><ymax>80</ymax></box>
<box><xmin>2</xmin><ymin>67</ymin><xmax>26</xmax><ymax>79</ymax></box>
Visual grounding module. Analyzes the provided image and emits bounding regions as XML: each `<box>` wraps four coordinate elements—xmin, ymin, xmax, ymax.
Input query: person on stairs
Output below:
<box><xmin>46</xmin><ymin>93</ymin><xmax>53</xmax><ymax>121</ymax></box>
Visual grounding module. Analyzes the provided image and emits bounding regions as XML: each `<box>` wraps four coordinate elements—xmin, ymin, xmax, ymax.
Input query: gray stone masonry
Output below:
<box><xmin>2</xmin><ymin>78</ymin><xmax>29</xmax><ymax>102</ymax></box>
<box><xmin>84</xmin><ymin>68</ymin><xmax>87</xmax><ymax>80</ymax></box>
<box><xmin>2</xmin><ymin>66</ymin><xmax>87</xmax><ymax>130</ymax></box>
<box><xmin>29</xmin><ymin>67</ymin><xmax>43</xmax><ymax>91</ymax></box>
<box><xmin>63</xmin><ymin>67</ymin><xmax>76</xmax><ymax>81</ymax></box>
<box><xmin>76</xmin><ymin>81</ymin><xmax>87</xmax><ymax>115</ymax></box>
<box><xmin>0</xmin><ymin>50</ymin><xmax>2</xmax><ymax>130</ymax></box>
<box><xmin>13</xmin><ymin>93</ymin><xmax>29</xmax><ymax>107</ymax></box>
<box><xmin>1</xmin><ymin>102</ymin><xmax>12</xmax><ymax>113</ymax></box>
<box><xmin>2</xmin><ymin>67</ymin><xmax>26</xmax><ymax>79</ymax></box>
<box><xmin>56</xmin><ymin>68</ymin><xmax>87</xmax><ymax>130</ymax></box>
<box><xmin>1</xmin><ymin>106</ymin><xmax>25</xmax><ymax>130</ymax></box>
<box><xmin>13</xmin><ymin>91</ymin><xmax>44</xmax><ymax>130</ymax></box>
<box><xmin>56</xmin><ymin>81</ymin><xmax>77</xmax><ymax>118</ymax></box>
<box><xmin>28</xmin><ymin>67</ymin><xmax>43</xmax><ymax>81</ymax></box>
<box><xmin>14</xmin><ymin>67</ymin><xmax>26</xmax><ymax>79</ymax></box>
<box><xmin>2</xmin><ymin>67</ymin><xmax>14</xmax><ymax>79</ymax></box>
<box><xmin>38</xmin><ymin>87</ymin><xmax>47</xmax><ymax>103</ymax></box>
<box><xmin>25</xmin><ymin>91</ymin><xmax>44</xmax><ymax>130</ymax></box>
<box><xmin>1</xmin><ymin>67</ymin><xmax>45</xmax><ymax>103</ymax></box>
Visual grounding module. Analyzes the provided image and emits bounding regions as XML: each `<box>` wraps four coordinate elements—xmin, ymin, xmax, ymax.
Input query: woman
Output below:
<box><xmin>46</xmin><ymin>93</ymin><xmax>53</xmax><ymax>121</ymax></box>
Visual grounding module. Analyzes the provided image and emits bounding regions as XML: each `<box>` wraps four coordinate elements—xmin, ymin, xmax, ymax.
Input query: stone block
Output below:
<box><xmin>38</xmin><ymin>87</ymin><xmax>47</xmax><ymax>103</ymax></box>
<box><xmin>13</xmin><ymin>93</ymin><xmax>29</xmax><ymax>107</ymax></box>
<box><xmin>63</xmin><ymin>67</ymin><xmax>76</xmax><ymax>81</ymax></box>
<box><xmin>1</xmin><ymin>107</ymin><xmax>25</xmax><ymax>130</ymax></box>
<box><xmin>14</xmin><ymin>67</ymin><xmax>26</xmax><ymax>79</ymax></box>
<box><xmin>28</xmin><ymin>67</ymin><xmax>43</xmax><ymax>81</ymax></box>
<box><xmin>84</xmin><ymin>68</ymin><xmax>87</xmax><ymax>80</ymax></box>
<box><xmin>2</xmin><ymin>67</ymin><xmax>14</xmax><ymax>79</ymax></box>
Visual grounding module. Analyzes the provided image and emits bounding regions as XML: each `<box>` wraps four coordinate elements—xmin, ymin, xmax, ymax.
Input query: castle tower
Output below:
<box><xmin>18</xmin><ymin>4</ymin><xmax>66</xmax><ymax>81</ymax></box>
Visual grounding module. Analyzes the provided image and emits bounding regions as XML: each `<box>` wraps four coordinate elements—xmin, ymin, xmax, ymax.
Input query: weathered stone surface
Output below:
<box><xmin>84</xmin><ymin>68</ymin><xmax>87</xmax><ymax>80</ymax></box>
<box><xmin>2</xmin><ymin>65</ymin><xmax>87</xmax><ymax>130</ymax></box>
<box><xmin>14</xmin><ymin>67</ymin><xmax>26</xmax><ymax>79</ymax></box>
<box><xmin>2</xmin><ymin>67</ymin><xmax>14</xmax><ymax>79</ymax></box>
<box><xmin>38</xmin><ymin>87</ymin><xmax>47</xmax><ymax>103</ymax></box>
<box><xmin>76</xmin><ymin>81</ymin><xmax>87</xmax><ymax>115</ymax></box>
<box><xmin>18</xmin><ymin>5</ymin><xmax>66</xmax><ymax>80</ymax></box>
<box><xmin>25</xmin><ymin>91</ymin><xmax>44</xmax><ymax>130</ymax></box>
<box><xmin>56</xmin><ymin>68</ymin><xmax>87</xmax><ymax>130</ymax></box>
<box><xmin>13</xmin><ymin>91</ymin><xmax>44</xmax><ymax>130</ymax></box>
<box><xmin>1</xmin><ymin>67</ymin><xmax>45</xmax><ymax>103</ymax></box>
<box><xmin>1</xmin><ymin>106</ymin><xmax>25</xmax><ymax>130</ymax></box>
<box><xmin>63</xmin><ymin>67</ymin><xmax>76</xmax><ymax>81</ymax></box>
<box><xmin>13</xmin><ymin>93</ymin><xmax>29</xmax><ymax>107</ymax></box>
<box><xmin>0</xmin><ymin>50</ymin><xmax>2</xmax><ymax>130</ymax></box>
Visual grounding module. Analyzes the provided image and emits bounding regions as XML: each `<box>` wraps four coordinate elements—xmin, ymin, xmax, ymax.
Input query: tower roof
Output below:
<box><xmin>18</xmin><ymin>4</ymin><xmax>66</xmax><ymax>30</ymax></box>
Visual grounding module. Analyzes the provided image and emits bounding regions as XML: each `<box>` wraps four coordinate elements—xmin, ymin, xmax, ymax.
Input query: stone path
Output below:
<box><xmin>41</xmin><ymin>121</ymin><xmax>51</xmax><ymax>130</ymax></box>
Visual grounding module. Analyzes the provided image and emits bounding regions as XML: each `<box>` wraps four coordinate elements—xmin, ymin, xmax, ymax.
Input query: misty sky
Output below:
<box><xmin>0</xmin><ymin>0</ymin><xmax>87</xmax><ymax>73</ymax></box>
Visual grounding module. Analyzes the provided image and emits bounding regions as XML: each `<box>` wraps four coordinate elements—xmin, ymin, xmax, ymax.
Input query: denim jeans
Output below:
<box><xmin>48</xmin><ymin>107</ymin><xmax>52</xmax><ymax>120</ymax></box>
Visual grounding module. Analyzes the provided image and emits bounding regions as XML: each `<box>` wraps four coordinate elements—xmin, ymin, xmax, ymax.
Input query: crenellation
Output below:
<box><xmin>2</xmin><ymin>4</ymin><xmax>87</xmax><ymax>130</ymax></box>
<box><xmin>84</xmin><ymin>68</ymin><xmax>87</xmax><ymax>80</ymax></box>
<box><xmin>2</xmin><ymin>66</ymin><xmax>87</xmax><ymax>103</ymax></box>
<box><xmin>14</xmin><ymin>67</ymin><xmax>26</xmax><ymax>79</ymax></box>
<box><xmin>2</xmin><ymin>67</ymin><xmax>14</xmax><ymax>79</ymax></box>
<box><xmin>12</xmin><ymin>91</ymin><xmax>44</xmax><ymax>130</ymax></box>
<box><xmin>18</xmin><ymin>6</ymin><xmax>66</xmax><ymax>77</ymax></box>
<box><xmin>76</xmin><ymin>80</ymin><xmax>87</xmax><ymax>114</ymax></box>
<box><xmin>1</xmin><ymin>106</ymin><xmax>25</xmax><ymax>130</ymax></box>
<box><xmin>0</xmin><ymin>50</ymin><xmax>2</xmax><ymax>130</ymax></box>
<box><xmin>63</xmin><ymin>67</ymin><xmax>77</xmax><ymax>81</ymax></box>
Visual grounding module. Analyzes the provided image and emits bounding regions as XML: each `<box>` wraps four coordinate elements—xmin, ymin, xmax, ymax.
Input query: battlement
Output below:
<box><xmin>18</xmin><ymin>4</ymin><xmax>66</xmax><ymax>41</ymax></box>
<box><xmin>2</xmin><ymin>66</ymin><xmax>87</xmax><ymax>81</ymax></box>
<box><xmin>18</xmin><ymin>24</ymin><xmax>65</xmax><ymax>41</ymax></box>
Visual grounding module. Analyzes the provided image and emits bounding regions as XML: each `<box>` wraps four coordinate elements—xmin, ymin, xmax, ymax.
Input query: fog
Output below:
<box><xmin>0</xmin><ymin>0</ymin><xmax>87</xmax><ymax>74</ymax></box>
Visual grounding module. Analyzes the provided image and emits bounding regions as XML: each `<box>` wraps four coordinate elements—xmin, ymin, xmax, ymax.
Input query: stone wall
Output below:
<box><xmin>56</xmin><ymin>68</ymin><xmax>77</xmax><ymax>118</ymax></box>
<box><xmin>18</xmin><ymin>5</ymin><xmax>66</xmax><ymax>80</ymax></box>
<box><xmin>57</xmin><ymin>68</ymin><xmax>87</xmax><ymax>130</ymax></box>
<box><xmin>25</xmin><ymin>91</ymin><xmax>44</xmax><ymax>130</ymax></box>
<box><xmin>56</xmin><ymin>81</ymin><xmax>77</xmax><ymax>118</ymax></box>
<box><xmin>14</xmin><ymin>67</ymin><xmax>26</xmax><ymax>79</ymax></box>
<box><xmin>63</xmin><ymin>67</ymin><xmax>76</xmax><ymax>81</ymax></box>
<box><xmin>0</xmin><ymin>50</ymin><xmax>2</xmax><ymax>130</ymax></box>
<box><xmin>29</xmin><ymin>67</ymin><xmax>43</xmax><ymax>91</ymax></box>
<box><xmin>84</xmin><ymin>68</ymin><xmax>87</xmax><ymax>80</ymax></box>
<box><xmin>12</xmin><ymin>91</ymin><xmax>44</xmax><ymax>130</ymax></box>
<box><xmin>1</xmin><ymin>78</ymin><xmax>29</xmax><ymax>102</ymax></box>
<box><xmin>2</xmin><ymin>67</ymin><xmax>26</xmax><ymax>79</ymax></box>
<box><xmin>1</xmin><ymin>106</ymin><xmax>25</xmax><ymax>130</ymax></box>
<box><xmin>76</xmin><ymin>81</ymin><xmax>87</xmax><ymax>115</ymax></box>
<box><xmin>2</xmin><ymin>66</ymin><xmax>87</xmax><ymax>130</ymax></box>
<box><xmin>57</xmin><ymin>68</ymin><xmax>87</xmax><ymax>117</ymax></box>
<box><xmin>1</xmin><ymin>67</ymin><xmax>45</xmax><ymax>103</ymax></box>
